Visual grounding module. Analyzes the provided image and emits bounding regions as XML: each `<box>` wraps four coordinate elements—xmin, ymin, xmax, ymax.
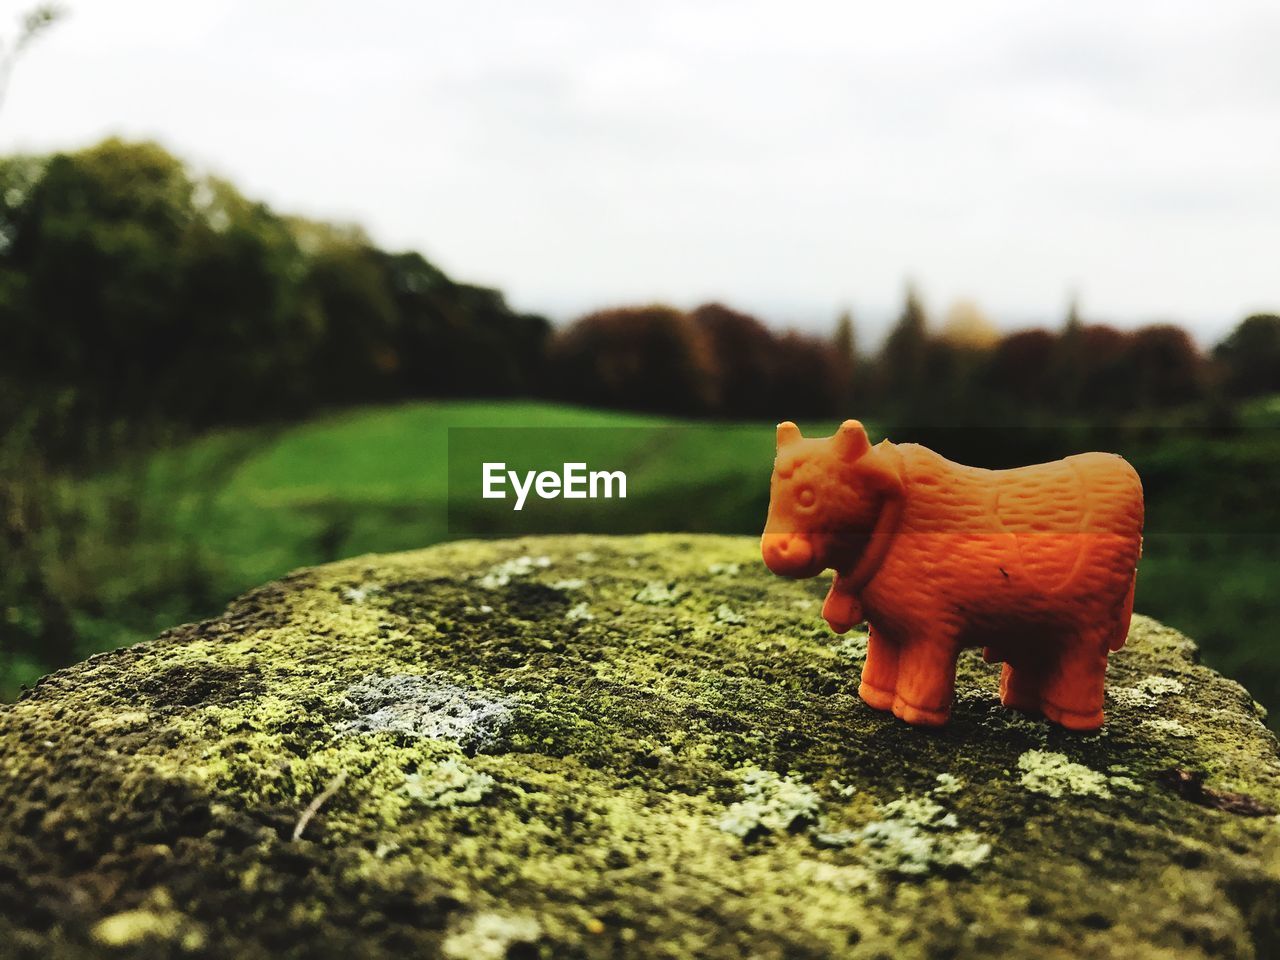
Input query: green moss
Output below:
<box><xmin>2</xmin><ymin>534</ymin><xmax>1279</xmax><ymax>959</ymax></box>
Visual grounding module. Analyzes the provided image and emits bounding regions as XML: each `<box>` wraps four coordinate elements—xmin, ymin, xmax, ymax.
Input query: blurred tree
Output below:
<box><xmin>986</xmin><ymin>328</ymin><xmax>1058</xmax><ymax>407</ymax></box>
<box><xmin>1214</xmin><ymin>314</ymin><xmax>1280</xmax><ymax>398</ymax></box>
<box><xmin>927</xmin><ymin>300</ymin><xmax>998</xmax><ymax>419</ymax></box>
<box><xmin>549</xmin><ymin>306</ymin><xmax>718</xmax><ymax>415</ymax></box>
<box><xmin>1064</xmin><ymin>293</ymin><xmax>1083</xmax><ymax>334</ymax></box>
<box><xmin>1051</xmin><ymin>294</ymin><xmax>1089</xmax><ymax>411</ymax></box>
<box><xmin>173</xmin><ymin>178</ymin><xmax>315</xmax><ymax>422</ymax></box>
<box><xmin>774</xmin><ymin>331</ymin><xmax>843</xmax><ymax>419</ymax></box>
<box><xmin>833</xmin><ymin>308</ymin><xmax>858</xmax><ymax>361</ymax></box>
<box><xmin>940</xmin><ymin>300</ymin><xmax>999</xmax><ymax>350</ymax></box>
<box><xmin>0</xmin><ymin>3</ymin><xmax>64</xmax><ymax>117</ymax></box>
<box><xmin>431</xmin><ymin>280</ymin><xmax>549</xmax><ymax>398</ymax></box>
<box><xmin>2</xmin><ymin>139</ymin><xmax>195</xmax><ymax>418</ymax></box>
<box><xmin>1124</xmin><ymin>324</ymin><xmax>1204</xmax><ymax>409</ymax></box>
<box><xmin>831</xmin><ymin>308</ymin><xmax>858</xmax><ymax>410</ymax></box>
<box><xmin>691</xmin><ymin>302</ymin><xmax>778</xmax><ymax>418</ymax></box>
<box><xmin>878</xmin><ymin>282</ymin><xmax>930</xmax><ymax>408</ymax></box>
<box><xmin>0</xmin><ymin>137</ymin><xmax>551</xmax><ymax>427</ymax></box>
<box><xmin>297</xmin><ymin>230</ymin><xmax>401</xmax><ymax>404</ymax></box>
<box><xmin>1075</xmin><ymin>324</ymin><xmax>1130</xmax><ymax>409</ymax></box>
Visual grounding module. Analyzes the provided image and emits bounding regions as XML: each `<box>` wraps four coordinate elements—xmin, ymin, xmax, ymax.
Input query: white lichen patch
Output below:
<box><xmin>553</xmin><ymin>578</ymin><xmax>587</xmax><ymax>590</ymax></box>
<box><xmin>339</xmin><ymin>674</ymin><xmax>514</xmax><ymax>749</ymax></box>
<box><xmin>341</xmin><ymin>584</ymin><xmax>381</xmax><ymax>603</ymax></box>
<box><xmin>933</xmin><ymin>773</ymin><xmax>964</xmax><ymax>795</ymax></box>
<box><xmin>718</xmin><ymin>768</ymin><xmax>822</xmax><ymax>839</ymax></box>
<box><xmin>713</xmin><ymin>604</ymin><xmax>746</xmax><ymax>626</ymax></box>
<box><xmin>89</xmin><ymin>710</ymin><xmax>150</xmax><ymax>732</ymax></box>
<box><xmin>878</xmin><ymin>795</ymin><xmax>958</xmax><ymax>830</ymax></box>
<box><xmin>833</xmin><ymin>633</ymin><xmax>868</xmax><ymax>661</ymax></box>
<box><xmin>403</xmin><ymin>757</ymin><xmax>495</xmax><ymax>809</ymax></box>
<box><xmin>856</xmin><ymin>794</ymin><xmax>990</xmax><ymax>876</ymax></box>
<box><xmin>633</xmin><ymin>581</ymin><xmax>688</xmax><ymax>606</ymax></box>
<box><xmin>565</xmin><ymin>602</ymin><xmax>594</xmax><ymax>623</ymax></box>
<box><xmin>476</xmin><ymin>555</ymin><xmax>551</xmax><ymax>590</ymax></box>
<box><xmin>707</xmin><ymin>562</ymin><xmax>742</xmax><ymax>576</ymax></box>
<box><xmin>1111</xmin><ymin>675</ymin><xmax>1186</xmax><ymax>709</ymax></box>
<box><xmin>797</xmin><ymin>859</ymin><xmax>879</xmax><ymax>894</ymax></box>
<box><xmin>830</xmin><ymin>779</ymin><xmax>857</xmax><ymax>798</ymax></box>
<box><xmin>91</xmin><ymin>891</ymin><xmax>205</xmax><ymax>950</ymax></box>
<box><xmin>441</xmin><ymin>911</ymin><xmax>541</xmax><ymax>960</ymax></box>
<box><xmin>1143</xmin><ymin>717</ymin><xmax>1193</xmax><ymax>739</ymax></box>
<box><xmin>1017</xmin><ymin>750</ymin><xmax>1111</xmax><ymax>799</ymax></box>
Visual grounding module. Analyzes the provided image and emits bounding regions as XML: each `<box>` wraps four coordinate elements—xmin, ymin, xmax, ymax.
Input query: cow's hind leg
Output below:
<box><xmin>1000</xmin><ymin>661</ymin><xmax>1044</xmax><ymax>714</ymax></box>
<box><xmin>996</xmin><ymin>631</ymin><xmax>1053</xmax><ymax>715</ymax></box>
<box><xmin>1039</xmin><ymin>630</ymin><xmax>1109</xmax><ymax>731</ymax></box>
<box><xmin>858</xmin><ymin>625</ymin><xmax>900</xmax><ymax>712</ymax></box>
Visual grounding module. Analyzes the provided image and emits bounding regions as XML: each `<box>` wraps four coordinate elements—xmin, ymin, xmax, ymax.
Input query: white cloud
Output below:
<box><xmin>1</xmin><ymin>0</ymin><xmax>1276</xmax><ymax>343</ymax></box>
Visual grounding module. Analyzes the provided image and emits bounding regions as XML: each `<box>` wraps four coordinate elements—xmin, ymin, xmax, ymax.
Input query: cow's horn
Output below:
<box><xmin>834</xmin><ymin>420</ymin><xmax>870</xmax><ymax>458</ymax></box>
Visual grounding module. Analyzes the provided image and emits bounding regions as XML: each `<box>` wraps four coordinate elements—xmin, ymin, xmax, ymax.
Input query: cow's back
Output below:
<box><xmin>889</xmin><ymin>445</ymin><xmax>1142</xmax><ymax>604</ymax></box>
<box><xmin>992</xmin><ymin>451</ymin><xmax>1142</xmax><ymax>595</ymax></box>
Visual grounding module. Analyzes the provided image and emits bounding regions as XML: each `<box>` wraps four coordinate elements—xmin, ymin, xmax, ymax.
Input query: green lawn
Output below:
<box><xmin>26</xmin><ymin>401</ymin><xmax>807</xmax><ymax>693</ymax></box>
<box><xmin>7</xmin><ymin>399</ymin><xmax>1279</xmax><ymax>726</ymax></box>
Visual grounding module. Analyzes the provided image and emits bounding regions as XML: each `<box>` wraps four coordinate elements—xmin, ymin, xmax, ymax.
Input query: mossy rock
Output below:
<box><xmin>2</xmin><ymin>534</ymin><xmax>1279</xmax><ymax>959</ymax></box>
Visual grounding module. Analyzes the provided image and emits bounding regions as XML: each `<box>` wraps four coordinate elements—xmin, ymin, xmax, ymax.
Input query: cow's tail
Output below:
<box><xmin>1110</xmin><ymin>569</ymin><xmax>1137</xmax><ymax>652</ymax></box>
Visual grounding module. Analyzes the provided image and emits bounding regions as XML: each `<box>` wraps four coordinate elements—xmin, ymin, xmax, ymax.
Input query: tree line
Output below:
<box><xmin>550</xmin><ymin>293</ymin><xmax>1280</xmax><ymax>423</ymax></box>
<box><xmin>0</xmin><ymin>138</ymin><xmax>550</xmax><ymax>450</ymax></box>
<box><xmin>2</xmin><ymin>137</ymin><xmax>1278</xmax><ymax>447</ymax></box>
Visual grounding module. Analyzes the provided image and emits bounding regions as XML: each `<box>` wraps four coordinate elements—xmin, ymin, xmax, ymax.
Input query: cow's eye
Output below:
<box><xmin>797</xmin><ymin>487</ymin><xmax>816</xmax><ymax>508</ymax></box>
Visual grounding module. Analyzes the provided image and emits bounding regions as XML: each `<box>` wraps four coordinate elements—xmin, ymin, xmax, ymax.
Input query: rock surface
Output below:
<box><xmin>1</xmin><ymin>534</ymin><xmax>1279</xmax><ymax>959</ymax></box>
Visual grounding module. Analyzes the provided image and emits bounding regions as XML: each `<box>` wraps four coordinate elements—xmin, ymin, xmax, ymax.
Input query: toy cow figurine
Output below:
<box><xmin>761</xmin><ymin>421</ymin><xmax>1143</xmax><ymax>730</ymax></box>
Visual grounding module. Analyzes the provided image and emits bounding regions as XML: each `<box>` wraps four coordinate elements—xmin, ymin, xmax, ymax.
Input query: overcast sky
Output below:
<box><xmin>2</xmin><ymin>0</ymin><xmax>1277</xmax><ymax>343</ymax></box>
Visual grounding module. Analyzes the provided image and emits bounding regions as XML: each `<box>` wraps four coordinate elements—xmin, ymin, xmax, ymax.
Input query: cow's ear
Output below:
<box><xmin>859</xmin><ymin>447</ymin><xmax>903</xmax><ymax>495</ymax></box>
<box><xmin>833</xmin><ymin>420</ymin><xmax>870</xmax><ymax>459</ymax></box>
<box><xmin>776</xmin><ymin>421</ymin><xmax>802</xmax><ymax>449</ymax></box>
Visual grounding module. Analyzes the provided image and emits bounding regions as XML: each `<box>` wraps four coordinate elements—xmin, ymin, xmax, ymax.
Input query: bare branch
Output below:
<box><xmin>291</xmin><ymin>771</ymin><xmax>349</xmax><ymax>842</ymax></box>
<box><xmin>17</xmin><ymin>4</ymin><xmax>65</xmax><ymax>52</ymax></box>
<box><xmin>0</xmin><ymin>4</ymin><xmax>67</xmax><ymax>118</ymax></box>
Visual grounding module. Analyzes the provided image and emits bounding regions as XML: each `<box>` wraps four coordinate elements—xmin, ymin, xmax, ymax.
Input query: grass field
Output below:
<box><xmin>7</xmin><ymin>399</ymin><xmax>1279</xmax><ymax>725</ymax></box>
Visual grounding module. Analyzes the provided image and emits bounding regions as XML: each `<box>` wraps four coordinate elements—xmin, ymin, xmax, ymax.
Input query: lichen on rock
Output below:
<box><xmin>857</xmin><ymin>793</ymin><xmax>991</xmax><ymax>876</ymax></box>
<box><xmin>338</xmin><ymin>673</ymin><xmax>514</xmax><ymax>748</ymax></box>
<box><xmin>1017</xmin><ymin>750</ymin><xmax>1114</xmax><ymax>799</ymax></box>
<box><xmin>0</xmin><ymin>534</ymin><xmax>1278</xmax><ymax>959</ymax></box>
<box><xmin>403</xmin><ymin>756</ymin><xmax>496</xmax><ymax>809</ymax></box>
<box><xmin>717</xmin><ymin>767</ymin><xmax>822</xmax><ymax>838</ymax></box>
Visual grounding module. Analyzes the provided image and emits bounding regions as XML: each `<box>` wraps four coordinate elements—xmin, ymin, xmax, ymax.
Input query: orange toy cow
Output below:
<box><xmin>761</xmin><ymin>421</ymin><xmax>1143</xmax><ymax>730</ymax></box>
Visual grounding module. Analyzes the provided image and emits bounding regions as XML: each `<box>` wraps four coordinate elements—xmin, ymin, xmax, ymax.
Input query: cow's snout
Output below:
<box><xmin>761</xmin><ymin>532</ymin><xmax>819</xmax><ymax>577</ymax></box>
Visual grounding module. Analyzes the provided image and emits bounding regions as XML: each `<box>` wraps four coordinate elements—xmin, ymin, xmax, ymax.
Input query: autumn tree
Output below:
<box><xmin>691</xmin><ymin>302</ymin><xmax>778</xmax><ymax>418</ymax></box>
<box><xmin>548</xmin><ymin>306</ymin><xmax>718</xmax><ymax>415</ymax></box>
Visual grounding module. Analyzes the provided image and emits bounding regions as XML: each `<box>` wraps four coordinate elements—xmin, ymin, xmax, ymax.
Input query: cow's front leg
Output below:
<box><xmin>891</xmin><ymin>628</ymin><xmax>961</xmax><ymax>727</ymax></box>
<box><xmin>858</xmin><ymin>625</ymin><xmax>899</xmax><ymax>711</ymax></box>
